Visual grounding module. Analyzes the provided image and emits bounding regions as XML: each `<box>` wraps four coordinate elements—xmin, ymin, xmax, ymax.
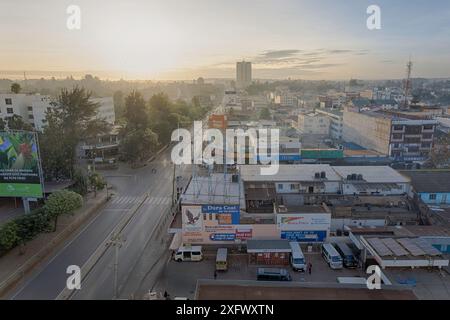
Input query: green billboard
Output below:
<box><xmin>0</xmin><ymin>131</ymin><xmax>44</xmax><ymax>198</ymax></box>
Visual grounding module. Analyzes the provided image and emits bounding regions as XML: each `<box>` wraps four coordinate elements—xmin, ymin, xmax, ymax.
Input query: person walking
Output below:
<box><xmin>308</xmin><ymin>262</ymin><xmax>312</xmax><ymax>275</ymax></box>
<box><xmin>214</xmin><ymin>270</ymin><xmax>217</xmax><ymax>279</ymax></box>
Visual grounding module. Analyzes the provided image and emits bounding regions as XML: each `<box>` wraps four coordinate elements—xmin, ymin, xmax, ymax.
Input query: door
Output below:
<box><xmin>183</xmin><ymin>251</ymin><xmax>191</xmax><ymax>261</ymax></box>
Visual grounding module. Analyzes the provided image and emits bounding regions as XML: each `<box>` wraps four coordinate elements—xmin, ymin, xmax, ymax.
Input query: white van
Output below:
<box><xmin>321</xmin><ymin>243</ymin><xmax>343</xmax><ymax>269</ymax></box>
<box><xmin>289</xmin><ymin>242</ymin><xmax>306</xmax><ymax>272</ymax></box>
<box><xmin>174</xmin><ymin>245</ymin><xmax>203</xmax><ymax>262</ymax></box>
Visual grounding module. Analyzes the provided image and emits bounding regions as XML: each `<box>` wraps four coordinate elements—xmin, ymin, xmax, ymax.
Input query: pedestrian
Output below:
<box><xmin>214</xmin><ymin>270</ymin><xmax>217</xmax><ymax>279</ymax></box>
<box><xmin>308</xmin><ymin>262</ymin><xmax>312</xmax><ymax>275</ymax></box>
<box><xmin>163</xmin><ymin>291</ymin><xmax>168</xmax><ymax>300</ymax></box>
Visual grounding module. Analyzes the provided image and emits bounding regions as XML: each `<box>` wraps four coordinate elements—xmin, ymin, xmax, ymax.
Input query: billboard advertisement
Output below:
<box><xmin>201</xmin><ymin>204</ymin><xmax>240</xmax><ymax>224</ymax></box>
<box><xmin>277</xmin><ymin>213</ymin><xmax>331</xmax><ymax>231</ymax></box>
<box><xmin>281</xmin><ymin>230</ymin><xmax>327</xmax><ymax>242</ymax></box>
<box><xmin>0</xmin><ymin>131</ymin><xmax>43</xmax><ymax>198</ymax></box>
<box><xmin>182</xmin><ymin>206</ymin><xmax>203</xmax><ymax>232</ymax></box>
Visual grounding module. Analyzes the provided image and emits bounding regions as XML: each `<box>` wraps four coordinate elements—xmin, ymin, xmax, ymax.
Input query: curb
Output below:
<box><xmin>0</xmin><ymin>192</ymin><xmax>109</xmax><ymax>298</ymax></box>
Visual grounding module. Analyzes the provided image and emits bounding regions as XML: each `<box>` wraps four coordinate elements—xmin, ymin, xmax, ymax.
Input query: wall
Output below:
<box><xmin>419</xmin><ymin>192</ymin><xmax>450</xmax><ymax>205</ymax></box>
<box><xmin>343</xmin><ymin>110</ymin><xmax>391</xmax><ymax>155</ymax></box>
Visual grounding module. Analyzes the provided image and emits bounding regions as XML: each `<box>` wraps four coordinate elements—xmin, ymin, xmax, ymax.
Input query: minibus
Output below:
<box><xmin>216</xmin><ymin>248</ymin><xmax>228</xmax><ymax>271</ymax></box>
<box><xmin>289</xmin><ymin>242</ymin><xmax>306</xmax><ymax>272</ymax></box>
<box><xmin>334</xmin><ymin>242</ymin><xmax>357</xmax><ymax>268</ymax></box>
<box><xmin>257</xmin><ymin>268</ymin><xmax>292</xmax><ymax>281</ymax></box>
<box><xmin>321</xmin><ymin>243</ymin><xmax>343</xmax><ymax>269</ymax></box>
<box><xmin>174</xmin><ymin>245</ymin><xmax>203</xmax><ymax>262</ymax></box>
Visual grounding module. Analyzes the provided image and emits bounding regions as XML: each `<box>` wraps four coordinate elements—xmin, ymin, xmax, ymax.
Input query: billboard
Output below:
<box><xmin>182</xmin><ymin>206</ymin><xmax>203</xmax><ymax>232</ymax></box>
<box><xmin>277</xmin><ymin>213</ymin><xmax>331</xmax><ymax>231</ymax></box>
<box><xmin>201</xmin><ymin>204</ymin><xmax>240</xmax><ymax>224</ymax></box>
<box><xmin>0</xmin><ymin>131</ymin><xmax>43</xmax><ymax>198</ymax></box>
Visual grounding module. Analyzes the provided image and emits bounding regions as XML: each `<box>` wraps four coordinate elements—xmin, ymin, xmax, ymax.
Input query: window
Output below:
<box><xmin>278</xmin><ymin>184</ymin><xmax>283</xmax><ymax>190</ymax></box>
<box><xmin>422</xmin><ymin>133</ymin><xmax>433</xmax><ymax>139</ymax></box>
<box><xmin>6</xmin><ymin>107</ymin><xmax>13</xmax><ymax>114</ymax></box>
<box><xmin>423</xmin><ymin>124</ymin><xmax>433</xmax><ymax>130</ymax></box>
<box><xmin>429</xmin><ymin>194</ymin><xmax>437</xmax><ymax>200</ymax></box>
<box><xmin>393</xmin><ymin>125</ymin><xmax>403</xmax><ymax>131</ymax></box>
<box><xmin>290</xmin><ymin>184</ymin><xmax>299</xmax><ymax>190</ymax></box>
<box><xmin>392</xmin><ymin>133</ymin><xmax>403</xmax><ymax>139</ymax></box>
<box><xmin>5</xmin><ymin>98</ymin><xmax>12</xmax><ymax>105</ymax></box>
<box><xmin>28</xmin><ymin>115</ymin><xmax>34</xmax><ymax>120</ymax></box>
<box><xmin>27</xmin><ymin>106</ymin><xmax>33</xmax><ymax>111</ymax></box>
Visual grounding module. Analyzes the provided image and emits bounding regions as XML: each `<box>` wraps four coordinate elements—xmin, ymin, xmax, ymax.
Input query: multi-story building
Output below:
<box><xmin>343</xmin><ymin>108</ymin><xmax>437</xmax><ymax>162</ymax></box>
<box><xmin>297</xmin><ymin>112</ymin><xmax>330</xmax><ymax>135</ymax></box>
<box><xmin>0</xmin><ymin>94</ymin><xmax>115</xmax><ymax>131</ymax></box>
<box><xmin>236</xmin><ymin>61</ymin><xmax>252</xmax><ymax>88</ymax></box>
<box><xmin>315</xmin><ymin>108</ymin><xmax>343</xmax><ymax>140</ymax></box>
<box><xmin>0</xmin><ymin>93</ymin><xmax>54</xmax><ymax>131</ymax></box>
<box><xmin>91</xmin><ymin>97</ymin><xmax>115</xmax><ymax>124</ymax></box>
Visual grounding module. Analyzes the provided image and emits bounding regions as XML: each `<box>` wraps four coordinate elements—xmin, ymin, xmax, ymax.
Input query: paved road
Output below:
<box><xmin>11</xmin><ymin>148</ymin><xmax>189</xmax><ymax>300</ymax></box>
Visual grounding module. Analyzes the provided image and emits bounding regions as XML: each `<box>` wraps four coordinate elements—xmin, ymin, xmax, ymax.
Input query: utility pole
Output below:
<box><xmin>108</xmin><ymin>233</ymin><xmax>125</xmax><ymax>299</ymax></box>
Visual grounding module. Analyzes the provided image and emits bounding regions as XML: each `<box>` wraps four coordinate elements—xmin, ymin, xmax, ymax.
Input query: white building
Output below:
<box><xmin>315</xmin><ymin>108</ymin><xmax>344</xmax><ymax>140</ymax></box>
<box><xmin>91</xmin><ymin>97</ymin><xmax>115</xmax><ymax>124</ymax></box>
<box><xmin>333</xmin><ymin>166</ymin><xmax>411</xmax><ymax>196</ymax></box>
<box><xmin>297</xmin><ymin>112</ymin><xmax>330</xmax><ymax>135</ymax></box>
<box><xmin>0</xmin><ymin>93</ymin><xmax>54</xmax><ymax>131</ymax></box>
<box><xmin>236</xmin><ymin>61</ymin><xmax>252</xmax><ymax>89</ymax></box>
<box><xmin>0</xmin><ymin>94</ymin><xmax>115</xmax><ymax>131</ymax></box>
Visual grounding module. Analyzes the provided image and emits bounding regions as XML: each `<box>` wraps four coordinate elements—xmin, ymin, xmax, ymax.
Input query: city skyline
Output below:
<box><xmin>1</xmin><ymin>0</ymin><xmax>450</xmax><ymax>80</ymax></box>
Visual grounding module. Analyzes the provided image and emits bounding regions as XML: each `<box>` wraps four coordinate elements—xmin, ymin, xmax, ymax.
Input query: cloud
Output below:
<box><xmin>258</xmin><ymin>49</ymin><xmax>302</xmax><ymax>59</ymax></box>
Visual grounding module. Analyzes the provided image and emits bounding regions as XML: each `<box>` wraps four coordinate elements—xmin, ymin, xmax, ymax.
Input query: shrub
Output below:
<box><xmin>0</xmin><ymin>221</ymin><xmax>19</xmax><ymax>253</ymax></box>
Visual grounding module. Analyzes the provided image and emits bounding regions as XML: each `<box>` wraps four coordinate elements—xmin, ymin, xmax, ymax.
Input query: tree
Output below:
<box><xmin>113</xmin><ymin>90</ymin><xmax>125</xmax><ymax>119</ymax></box>
<box><xmin>120</xmin><ymin>128</ymin><xmax>158</xmax><ymax>163</ymax></box>
<box><xmin>6</xmin><ymin>115</ymin><xmax>34</xmax><ymax>131</ymax></box>
<box><xmin>259</xmin><ymin>107</ymin><xmax>271</xmax><ymax>120</ymax></box>
<box><xmin>88</xmin><ymin>172</ymin><xmax>106</xmax><ymax>197</ymax></box>
<box><xmin>427</xmin><ymin>133</ymin><xmax>450</xmax><ymax>168</ymax></box>
<box><xmin>0</xmin><ymin>118</ymin><xmax>6</xmax><ymax>131</ymax></box>
<box><xmin>11</xmin><ymin>83</ymin><xmax>21</xmax><ymax>94</ymax></box>
<box><xmin>40</xmin><ymin>87</ymin><xmax>109</xmax><ymax>180</ymax></box>
<box><xmin>123</xmin><ymin>91</ymin><xmax>150</xmax><ymax>130</ymax></box>
<box><xmin>44</xmin><ymin>190</ymin><xmax>83</xmax><ymax>231</ymax></box>
<box><xmin>0</xmin><ymin>221</ymin><xmax>19</xmax><ymax>253</ymax></box>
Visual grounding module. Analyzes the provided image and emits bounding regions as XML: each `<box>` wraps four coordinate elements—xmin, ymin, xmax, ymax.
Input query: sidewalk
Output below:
<box><xmin>0</xmin><ymin>189</ymin><xmax>108</xmax><ymax>297</ymax></box>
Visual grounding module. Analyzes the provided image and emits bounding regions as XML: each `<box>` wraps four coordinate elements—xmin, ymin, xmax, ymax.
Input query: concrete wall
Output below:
<box><xmin>343</xmin><ymin>110</ymin><xmax>391</xmax><ymax>155</ymax></box>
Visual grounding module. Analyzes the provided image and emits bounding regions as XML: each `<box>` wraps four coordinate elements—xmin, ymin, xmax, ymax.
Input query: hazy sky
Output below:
<box><xmin>1</xmin><ymin>0</ymin><xmax>450</xmax><ymax>80</ymax></box>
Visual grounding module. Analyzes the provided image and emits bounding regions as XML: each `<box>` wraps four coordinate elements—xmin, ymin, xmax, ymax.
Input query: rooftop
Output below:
<box><xmin>400</xmin><ymin>170</ymin><xmax>450</xmax><ymax>193</ymax></box>
<box><xmin>181</xmin><ymin>174</ymin><xmax>242</xmax><ymax>205</ymax></box>
<box><xmin>239</xmin><ymin>164</ymin><xmax>341</xmax><ymax>182</ymax></box>
<box><xmin>333</xmin><ymin>166</ymin><xmax>410</xmax><ymax>184</ymax></box>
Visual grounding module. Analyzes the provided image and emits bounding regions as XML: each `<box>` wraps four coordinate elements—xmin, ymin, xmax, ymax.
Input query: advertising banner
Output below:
<box><xmin>182</xmin><ymin>206</ymin><xmax>203</xmax><ymax>232</ymax></box>
<box><xmin>0</xmin><ymin>131</ymin><xmax>43</xmax><ymax>198</ymax></box>
<box><xmin>277</xmin><ymin>213</ymin><xmax>331</xmax><ymax>231</ymax></box>
<box><xmin>280</xmin><ymin>230</ymin><xmax>327</xmax><ymax>242</ymax></box>
<box><xmin>201</xmin><ymin>204</ymin><xmax>240</xmax><ymax>224</ymax></box>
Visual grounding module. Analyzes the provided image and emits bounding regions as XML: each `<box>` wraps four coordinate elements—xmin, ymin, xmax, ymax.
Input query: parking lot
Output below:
<box><xmin>153</xmin><ymin>251</ymin><xmax>368</xmax><ymax>299</ymax></box>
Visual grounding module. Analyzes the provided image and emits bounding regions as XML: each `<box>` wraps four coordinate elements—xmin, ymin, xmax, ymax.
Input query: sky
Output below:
<box><xmin>1</xmin><ymin>0</ymin><xmax>450</xmax><ymax>80</ymax></box>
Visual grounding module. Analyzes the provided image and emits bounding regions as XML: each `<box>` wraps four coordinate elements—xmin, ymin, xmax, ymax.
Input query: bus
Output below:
<box><xmin>334</xmin><ymin>242</ymin><xmax>357</xmax><ymax>268</ymax></box>
<box><xmin>289</xmin><ymin>242</ymin><xmax>306</xmax><ymax>272</ymax></box>
<box><xmin>321</xmin><ymin>243</ymin><xmax>343</xmax><ymax>269</ymax></box>
<box><xmin>216</xmin><ymin>248</ymin><xmax>228</xmax><ymax>271</ymax></box>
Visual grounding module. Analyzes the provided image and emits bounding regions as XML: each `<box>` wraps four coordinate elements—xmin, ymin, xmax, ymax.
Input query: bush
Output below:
<box><xmin>0</xmin><ymin>221</ymin><xmax>19</xmax><ymax>253</ymax></box>
<box><xmin>15</xmin><ymin>208</ymin><xmax>52</xmax><ymax>242</ymax></box>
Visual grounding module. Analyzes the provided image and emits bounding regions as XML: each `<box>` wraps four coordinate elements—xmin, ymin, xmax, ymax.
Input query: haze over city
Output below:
<box><xmin>1</xmin><ymin>0</ymin><xmax>450</xmax><ymax>80</ymax></box>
